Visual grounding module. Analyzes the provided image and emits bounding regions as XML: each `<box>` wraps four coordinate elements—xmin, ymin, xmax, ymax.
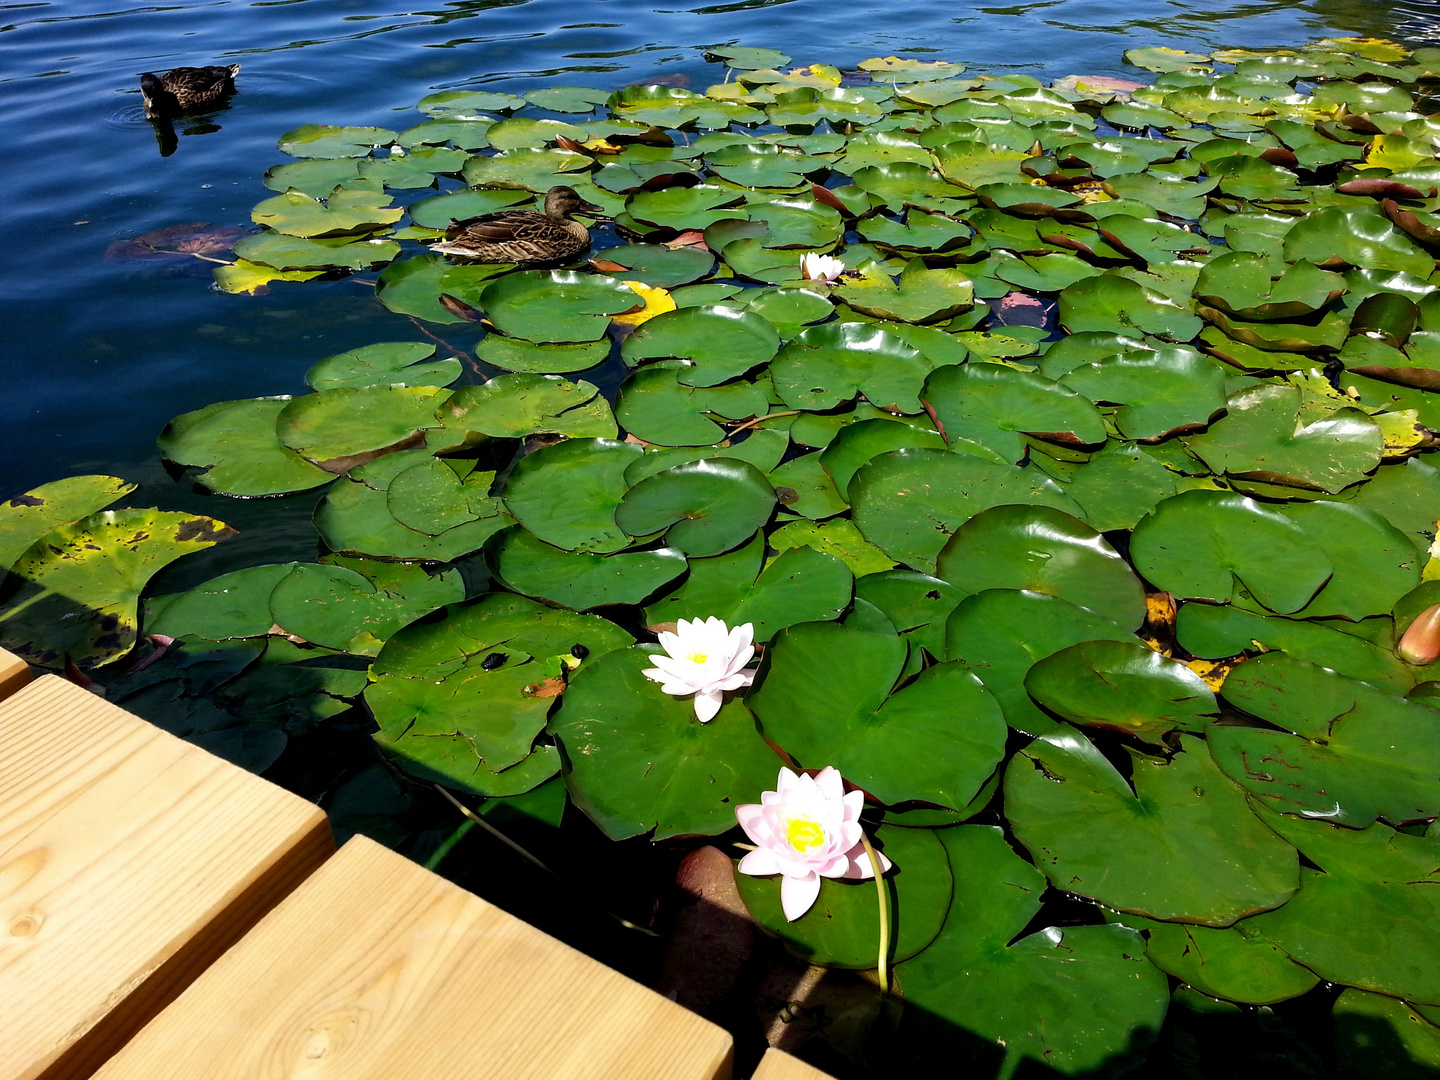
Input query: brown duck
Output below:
<box><xmin>429</xmin><ymin>186</ymin><xmax>604</xmax><ymax>264</ymax></box>
<box><xmin>140</xmin><ymin>65</ymin><xmax>240</xmax><ymax>119</ymax></box>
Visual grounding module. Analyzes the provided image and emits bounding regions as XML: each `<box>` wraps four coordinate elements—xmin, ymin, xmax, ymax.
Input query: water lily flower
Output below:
<box><xmin>735</xmin><ymin>766</ymin><xmax>892</xmax><ymax>922</ymax></box>
<box><xmin>641</xmin><ymin>616</ymin><xmax>756</xmax><ymax>722</ymax></box>
<box><xmin>1398</xmin><ymin>602</ymin><xmax>1440</xmax><ymax>664</ymax></box>
<box><xmin>800</xmin><ymin>252</ymin><xmax>846</xmax><ymax>283</ymax></box>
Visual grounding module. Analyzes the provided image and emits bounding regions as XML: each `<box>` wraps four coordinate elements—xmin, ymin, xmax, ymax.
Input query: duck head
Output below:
<box><xmin>544</xmin><ymin>186</ymin><xmax>605</xmax><ymax>220</ymax></box>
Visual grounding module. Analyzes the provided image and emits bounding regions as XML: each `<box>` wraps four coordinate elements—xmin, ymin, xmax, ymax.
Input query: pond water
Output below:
<box><xmin>3</xmin><ymin>0</ymin><xmax>1439</xmax><ymax>578</ymax></box>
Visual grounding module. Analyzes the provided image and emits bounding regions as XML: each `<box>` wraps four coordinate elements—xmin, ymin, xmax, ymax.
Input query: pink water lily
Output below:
<box><xmin>735</xmin><ymin>766</ymin><xmax>892</xmax><ymax>921</ymax></box>
<box><xmin>800</xmin><ymin>252</ymin><xmax>846</xmax><ymax>283</ymax></box>
<box><xmin>640</xmin><ymin>616</ymin><xmax>756</xmax><ymax>722</ymax></box>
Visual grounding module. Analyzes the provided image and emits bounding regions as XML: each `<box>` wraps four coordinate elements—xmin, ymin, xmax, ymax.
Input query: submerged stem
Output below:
<box><xmin>859</xmin><ymin>829</ymin><xmax>890</xmax><ymax>994</ymax></box>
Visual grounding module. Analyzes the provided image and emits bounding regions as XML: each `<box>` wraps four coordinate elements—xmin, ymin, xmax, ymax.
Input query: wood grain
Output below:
<box><xmin>0</xmin><ymin>648</ymin><xmax>31</xmax><ymax>703</ymax></box>
<box><xmin>0</xmin><ymin>676</ymin><xmax>333</xmax><ymax>1080</ymax></box>
<box><xmin>750</xmin><ymin>1048</ymin><xmax>838</xmax><ymax>1080</ymax></box>
<box><xmin>93</xmin><ymin>835</ymin><xmax>735</xmax><ymax>1080</ymax></box>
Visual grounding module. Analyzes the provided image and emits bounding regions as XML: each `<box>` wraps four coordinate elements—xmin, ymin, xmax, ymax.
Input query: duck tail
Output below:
<box><xmin>225</xmin><ymin>64</ymin><xmax>241</xmax><ymax>78</ymax></box>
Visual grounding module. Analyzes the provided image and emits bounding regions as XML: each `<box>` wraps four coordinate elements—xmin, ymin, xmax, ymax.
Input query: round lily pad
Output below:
<box><xmin>487</xmin><ymin>526</ymin><xmax>686</xmax><ymax>610</ymax></box>
<box><xmin>1025</xmin><ymin>639</ymin><xmax>1218</xmax><ymax>742</ymax></box>
<box><xmin>306</xmin><ymin>342</ymin><xmax>461</xmax><ymax>392</ymax></box>
<box><xmin>549</xmin><ymin>645</ymin><xmax>781</xmax><ymax>840</ymax></box>
<box><xmin>499</xmin><ymin>437</ymin><xmax>641</xmax><ymax>554</ymax></box>
<box><xmin>480</xmin><ymin>272</ymin><xmax>641</xmax><ymax>344</ymax></box>
<box><xmin>159</xmin><ymin>397</ymin><xmax>335</xmax><ymax>497</ymax></box>
<box><xmin>934</xmin><ymin>504</ymin><xmax>1146</xmax><ymax>628</ymax></box>
<box><xmin>620</xmin><ymin>305</ymin><xmax>780</xmax><ymax>387</ymax></box>
<box><xmin>736</xmin><ymin>821</ymin><xmax>953</xmax><ymax>969</ymax></box>
<box><xmin>436</xmin><ymin>374</ymin><xmax>616</xmax><ymax>440</ymax></box>
<box><xmin>276</xmin><ymin>385</ymin><xmax>451</xmax><ymax>468</ymax></box>
<box><xmin>614</xmin><ymin>458</ymin><xmax>776</xmax><ymax>557</ymax></box>
<box><xmin>1006</xmin><ymin>732</ymin><xmax>1299</xmax><ymax>925</ymax></box>
<box><xmin>923</xmin><ymin>362</ymin><xmax>1106</xmax><ymax>463</ymax></box>
<box><xmin>771</xmin><ymin>322</ymin><xmax>930</xmax><ymax>413</ymax></box>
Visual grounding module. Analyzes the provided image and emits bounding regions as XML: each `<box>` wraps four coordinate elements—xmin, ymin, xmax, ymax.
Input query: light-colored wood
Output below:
<box><xmin>0</xmin><ymin>675</ymin><xmax>334</xmax><ymax>1080</ymax></box>
<box><xmin>750</xmin><ymin>1048</ymin><xmax>838</xmax><ymax>1080</ymax></box>
<box><xmin>94</xmin><ymin>835</ymin><xmax>735</xmax><ymax>1080</ymax></box>
<box><xmin>0</xmin><ymin>647</ymin><xmax>31</xmax><ymax>703</ymax></box>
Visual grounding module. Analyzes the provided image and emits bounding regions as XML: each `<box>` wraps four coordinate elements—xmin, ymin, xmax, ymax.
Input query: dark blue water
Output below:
<box><xmin>4</xmin><ymin>0</ymin><xmax>1438</xmax><ymax>573</ymax></box>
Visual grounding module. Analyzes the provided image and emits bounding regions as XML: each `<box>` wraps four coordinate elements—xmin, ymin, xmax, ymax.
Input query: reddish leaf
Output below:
<box><xmin>1383</xmin><ymin>198</ymin><xmax>1440</xmax><ymax>246</ymax></box>
<box><xmin>1260</xmin><ymin>147</ymin><xmax>1299</xmax><ymax>169</ymax></box>
<box><xmin>1339</xmin><ymin>178</ymin><xmax>1426</xmax><ymax>199</ymax></box>
<box><xmin>589</xmin><ymin>257</ymin><xmax>628</xmax><ymax>272</ymax></box>
<box><xmin>439</xmin><ymin>293</ymin><xmax>482</xmax><ymax>322</ymax></box>
<box><xmin>810</xmin><ymin>183</ymin><xmax>849</xmax><ymax>214</ymax></box>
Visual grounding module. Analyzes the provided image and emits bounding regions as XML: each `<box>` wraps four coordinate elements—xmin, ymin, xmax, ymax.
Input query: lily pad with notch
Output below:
<box><xmin>614</xmin><ymin>458</ymin><xmax>776</xmax><ymax>557</ymax></box>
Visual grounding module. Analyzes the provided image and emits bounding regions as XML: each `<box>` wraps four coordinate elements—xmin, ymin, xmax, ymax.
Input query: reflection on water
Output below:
<box><xmin>2</xmin><ymin>0</ymin><xmax>1438</xmax><ymax>555</ymax></box>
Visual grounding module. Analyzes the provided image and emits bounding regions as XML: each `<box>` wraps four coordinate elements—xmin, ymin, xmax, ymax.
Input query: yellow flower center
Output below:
<box><xmin>687</xmin><ymin>651</ymin><xmax>709</xmax><ymax>664</ymax></box>
<box><xmin>785</xmin><ymin>816</ymin><xmax>827</xmax><ymax>853</ymax></box>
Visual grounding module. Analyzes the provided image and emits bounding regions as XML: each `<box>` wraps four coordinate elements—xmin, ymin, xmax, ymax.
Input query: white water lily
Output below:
<box><xmin>735</xmin><ymin>766</ymin><xmax>892</xmax><ymax>922</ymax></box>
<box><xmin>640</xmin><ymin>616</ymin><xmax>757</xmax><ymax>722</ymax></box>
<box><xmin>800</xmin><ymin>252</ymin><xmax>846</xmax><ymax>282</ymax></box>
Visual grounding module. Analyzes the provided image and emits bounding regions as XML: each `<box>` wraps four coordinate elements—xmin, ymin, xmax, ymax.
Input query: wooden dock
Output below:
<box><xmin>0</xmin><ymin>650</ymin><xmax>833</xmax><ymax>1080</ymax></box>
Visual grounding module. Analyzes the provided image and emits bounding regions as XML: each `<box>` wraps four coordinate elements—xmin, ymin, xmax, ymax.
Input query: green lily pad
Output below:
<box><xmin>1244</xmin><ymin>812</ymin><xmax>1440</xmax><ymax>1006</ymax></box>
<box><xmin>614</xmin><ymin>458</ymin><xmax>776</xmax><ymax>557</ymax></box>
<box><xmin>499</xmin><ymin>437</ymin><xmax>641</xmax><ymax>554</ymax></box>
<box><xmin>1186</xmin><ymin>383</ymin><xmax>1382</xmax><ymax>493</ymax></box>
<box><xmin>1280</xmin><ymin>501</ymin><xmax>1420</xmax><ymax>619</ymax></box>
<box><xmin>1284</xmin><ymin>204</ymin><xmax>1436</xmax><ymax>277</ymax></box>
<box><xmin>621</xmin><ymin>305</ymin><xmax>780</xmax><ymax>387</ymax></box>
<box><xmin>1130</xmin><ymin>490</ymin><xmax>1333</xmax><ymax>613</ymax></box>
<box><xmin>626</xmin><ymin>184</ymin><xmax>748</xmax><ymax>231</ymax></box>
<box><xmin>0</xmin><ymin>510</ymin><xmax>234</xmax><ymax>669</ymax></box>
<box><xmin>934</xmin><ymin>504</ymin><xmax>1146</xmax><ymax>628</ymax></box>
<box><xmin>435</xmin><ymin>374</ymin><xmax>616</xmax><ymax>441</ymax></box>
<box><xmin>589</xmin><ymin>243</ymin><xmax>715</xmax><ymax>288</ymax></box>
<box><xmin>1116</xmin><ymin>911</ymin><xmax>1320</xmax><ymax>1006</ymax></box>
<box><xmin>897</xmin><ymin>826</ymin><xmax>1170</xmax><ymax>1079</ymax></box>
<box><xmin>397</xmin><ymin>118</ymin><xmax>495</xmax><ymax>151</ymax></box>
<box><xmin>818</xmin><ymin>418</ymin><xmax>953</xmax><ymax>499</ymax></box>
<box><xmin>708</xmin><ymin>46</ymin><xmax>792</xmax><ymax>70</ymax></box>
<box><xmin>1177</xmin><ymin>601</ymin><xmax>1416</xmax><ymax>694</ymax></box>
<box><xmin>922</xmin><ymin>362</ymin><xmax>1106</xmax><ymax>463</ymax></box>
<box><xmin>406</xmin><ymin>188</ymin><xmax>532</xmax><ymax>229</ymax></box>
<box><xmin>615</xmin><ymin>364</ymin><xmax>768</xmax><ymax>446</ymax></box>
<box><xmin>1007</xmin><ymin>731</ymin><xmax>1298</xmax><ymax>924</ymax></box>
<box><xmin>263</xmin><ymin>157</ymin><xmax>362</xmax><ymax>197</ymax></box>
<box><xmin>1212</xmin><ymin>653</ymin><xmax>1440</xmax><ymax>826</ymax></box>
<box><xmin>158</xmin><ymin>397</ymin><xmax>335</xmax><ymax>497</ymax></box>
<box><xmin>945</xmin><ymin>589</ymin><xmax>1137</xmax><ymax>736</ymax></box>
<box><xmin>549</xmin><ymin>645</ymin><xmax>781</xmax><ymax>840</ymax></box>
<box><xmin>251</xmin><ymin>188</ymin><xmax>403</xmax><ymax>237</ymax></box>
<box><xmin>316</xmin><ymin>450</ymin><xmax>511</xmax><ymax>561</ymax></box>
<box><xmin>1059</xmin><ymin>441</ymin><xmax>1199</xmax><ymax>532</ymax></box>
<box><xmin>768</xmin><ymin>519</ymin><xmax>895</xmax><ymax>578</ymax></box>
<box><xmin>771</xmin><ymin>322</ymin><xmax>930</xmax><ymax>413</ymax></box>
<box><xmin>232</xmin><ymin>232</ymin><xmax>400</xmax><ymax>271</ymax></box>
<box><xmin>643</xmin><ymin>531</ymin><xmax>851</xmax><ymax>642</ymax></box>
<box><xmin>147</xmin><ymin>563</ymin><xmax>299</xmax><ymax>641</ymax></box>
<box><xmin>480</xmin><ymin>272</ymin><xmax>640</xmax><ymax>344</ymax></box>
<box><xmin>419</xmin><ymin>90</ymin><xmax>525</xmax><ymax>116</ymax></box>
<box><xmin>736</xmin><ymin>821</ymin><xmax>952</xmax><ymax>969</ymax></box>
<box><xmin>850</xmin><ymin>449</ymin><xmax>1085</xmax><ymax>573</ymax></box>
<box><xmin>1333</xmin><ymin>989</ymin><xmax>1440</xmax><ymax>1076</ymax></box>
<box><xmin>851</xmin><ymin>161</ymin><xmax>968</xmax><ymax>207</ymax></box>
<box><xmin>474</xmin><ymin>336</ymin><xmax>611</xmax><ymax>375</ymax></box>
<box><xmin>461</xmin><ymin>147</ymin><xmax>592</xmax><ymax>191</ymax></box>
<box><xmin>277</xmin><ymin>124</ymin><xmax>397</xmax><ymax>158</ymax></box>
<box><xmin>306</xmin><ymin>342</ymin><xmax>461</xmax><ymax>391</ymax></box>
<box><xmin>1059</xmin><ymin>346</ymin><xmax>1227</xmax><ymax>440</ymax></box>
<box><xmin>832</xmin><ymin>259</ymin><xmax>975</xmax><ymax>324</ymax></box>
<box><xmin>1059</xmin><ymin>273</ymin><xmax>1206</xmax><ymax>339</ymax></box>
<box><xmin>275</xmin><ymin>385</ymin><xmax>450</xmax><ymax>468</ymax></box>
<box><xmin>749</xmin><ymin>622</ymin><xmax>1006</xmax><ymax>810</ymax></box>
<box><xmin>375</xmin><ymin>255</ymin><xmax>514</xmax><ymax>324</ymax></box>
<box><xmin>267</xmin><ymin>560</ymin><xmax>463</xmax><ymax>656</ymax></box>
<box><xmin>487</xmin><ymin>526</ymin><xmax>686</xmax><ymax>610</ymax></box>
<box><xmin>1025</xmin><ymin>639</ymin><xmax>1217</xmax><ymax>742</ymax></box>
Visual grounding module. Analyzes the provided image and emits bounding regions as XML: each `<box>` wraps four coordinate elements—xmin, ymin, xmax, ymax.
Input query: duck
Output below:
<box><xmin>428</xmin><ymin>186</ymin><xmax>604</xmax><ymax>264</ymax></box>
<box><xmin>140</xmin><ymin>65</ymin><xmax>240</xmax><ymax>119</ymax></box>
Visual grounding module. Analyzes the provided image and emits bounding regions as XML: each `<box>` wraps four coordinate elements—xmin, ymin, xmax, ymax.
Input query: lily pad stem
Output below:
<box><xmin>433</xmin><ymin>784</ymin><xmax>659</xmax><ymax>937</ymax></box>
<box><xmin>727</xmin><ymin>410</ymin><xmax>800</xmax><ymax>437</ymax></box>
<box><xmin>859</xmin><ymin>829</ymin><xmax>890</xmax><ymax>994</ymax></box>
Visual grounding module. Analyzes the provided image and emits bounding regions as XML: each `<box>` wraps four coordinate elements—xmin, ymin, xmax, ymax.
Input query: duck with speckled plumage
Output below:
<box><xmin>140</xmin><ymin>65</ymin><xmax>240</xmax><ymax>120</ymax></box>
<box><xmin>428</xmin><ymin>186</ymin><xmax>604</xmax><ymax>264</ymax></box>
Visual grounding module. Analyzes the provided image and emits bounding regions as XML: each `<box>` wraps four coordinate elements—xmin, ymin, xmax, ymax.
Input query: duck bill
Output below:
<box><xmin>576</xmin><ymin>200</ymin><xmax>607</xmax><ymax>217</ymax></box>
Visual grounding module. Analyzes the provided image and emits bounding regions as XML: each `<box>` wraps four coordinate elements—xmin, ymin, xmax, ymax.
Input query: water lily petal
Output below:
<box><xmin>781</xmin><ymin>870</ymin><xmax>823</xmax><ymax>921</ymax></box>
<box><xmin>814</xmin><ymin>765</ymin><xmax>845</xmax><ymax>802</ymax></box>
<box><xmin>842</xmin><ymin>842</ymin><xmax>892</xmax><ymax>880</ymax></box>
<box><xmin>693</xmin><ymin>686</ymin><xmax>724</xmax><ymax>722</ymax></box>
<box><xmin>738</xmin><ymin>846</ymin><xmax>782</xmax><ymax>877</ymax></box>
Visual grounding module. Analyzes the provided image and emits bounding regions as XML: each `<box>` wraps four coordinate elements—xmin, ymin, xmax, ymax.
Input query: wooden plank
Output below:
<box><xmin>0</xmin><ymin>675</ymin><xmax>334</xmax><ymax>1080</ymax></box>
<box><xmin>0</xmin><ymin>647</ymin><xmax>31</xmax><ymax>703</ymax></box>
<box><xmin>750</xmin><ymin>1048</ymin><xmax>838</xmax><ymax>1080</ymax></box>
<box><xmin>93</xmin><ymin>835</ymin><xmax>735</xmax><ymax>1080</ymax></box>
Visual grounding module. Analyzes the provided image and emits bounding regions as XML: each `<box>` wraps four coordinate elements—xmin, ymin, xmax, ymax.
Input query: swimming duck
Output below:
<box><xmin>429</xmin><ymin>186</ymin><xmax>604</xmax><ymax>264</ymax></box>
<box><xmin>140</xmin><ymin>65</ymin><xmax>240</xmax><ymax>119</ymax></box>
